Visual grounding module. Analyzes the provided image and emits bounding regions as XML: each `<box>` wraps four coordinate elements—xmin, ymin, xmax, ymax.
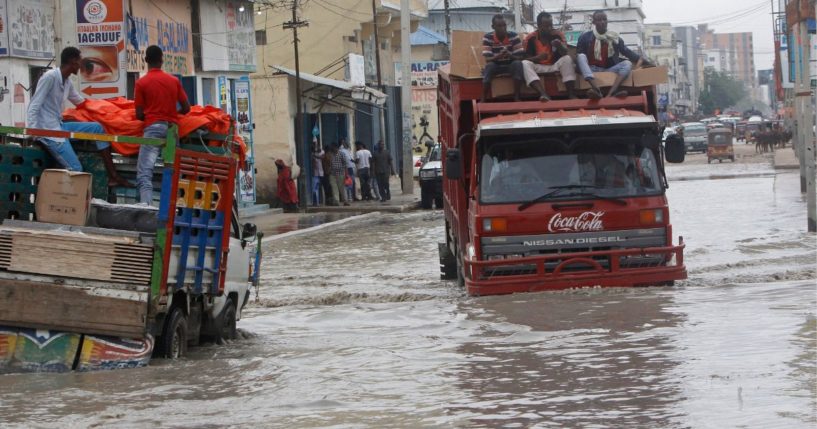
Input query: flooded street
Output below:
<box><xmin>1</xmin><ymin>162</ymin><xmax>815</xmax><ymax>427</ymax></box>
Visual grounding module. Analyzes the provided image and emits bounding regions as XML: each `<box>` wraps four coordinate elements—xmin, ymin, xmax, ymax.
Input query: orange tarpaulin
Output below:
<box><xmin>62</xmin><ymin>98</ymin><xmax>246</xmax><ymax>163</ymax></box>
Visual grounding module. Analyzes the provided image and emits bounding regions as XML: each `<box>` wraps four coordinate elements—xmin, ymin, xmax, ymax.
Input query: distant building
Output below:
<box><xmin>674</xmin><ymin>25</ymin><xmax>702</xmax><ymax>115</ymax></box>
<box><xmin>698</xmin><ymin>25</ymin><xmax>757</xmax><ymax>88</ymax></box>
<box><xmin>644</xmin><ymin>23</ymin><xmax>679</xmax><ymax>122</ymax></box>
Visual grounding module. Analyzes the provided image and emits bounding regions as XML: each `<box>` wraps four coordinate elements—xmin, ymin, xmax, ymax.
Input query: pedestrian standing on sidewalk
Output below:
<box><xmin>340</xmin><ymin>139</ymin><xmax>357</xmax><ymax>201</ymax></box>
<box><xmin>354</xmin><ymin>141</ymin><xmax>373</xmax><ymax>200</ymax></box>
<box><xmin>135</xmin><ymin>45</ymin><xmax>191</xmax><ymax>205</ymax></box>
<box><xmin>275</xmin><ymin>159</ymin><xmax>298</xmax><ymax>212</ymax></box>
<box><xmin>311</xmin><ymin>143</ymin><xmax>325</xmax><ymax>206</ymax></box>
<box><xmin>371</xmin><ymin>140</ymin><xmax>393</xmax><ymax>202</ymax></box>
<box><xmin>320</xmin><ymin>145</ymin><xmax>334</xmax><ymax>205</ymax></box>
<box><xmin>329</xmin><ymin>143</ymin><xmax>350</xmax><ymax>206</ymax></box>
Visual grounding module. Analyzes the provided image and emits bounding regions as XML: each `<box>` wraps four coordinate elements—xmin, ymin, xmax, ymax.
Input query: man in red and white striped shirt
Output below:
<box><xmin>481</xmin><ymin>15</ymin><xmax>524</xmax><ymax>102</ymax></box>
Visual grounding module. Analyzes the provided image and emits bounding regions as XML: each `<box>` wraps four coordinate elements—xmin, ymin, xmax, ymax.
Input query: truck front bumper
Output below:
<box><xmin>463</xmin><ymin>240</ymin><xmax>686</xmax><ymax>296</ymax></box>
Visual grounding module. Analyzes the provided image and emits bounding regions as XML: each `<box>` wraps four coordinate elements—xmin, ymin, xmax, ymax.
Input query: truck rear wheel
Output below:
<box><xmin>439</xmin><ymin>242</ymin><xmax>457</xmax><ymax>280</ymax></box>
<box><xmin>160</xmin><ymin>308</ymin><xmax>188</xmax><ymax>359</ymax></box>
<box><xmin>434</xmin><ymin>196</ymin><xmax>443</xmax><ymax>209</ymax></box>
<box><xmin>420</xmin><ymin>187</ymin><xmax>432</xmax><ymax>209</ymax></box>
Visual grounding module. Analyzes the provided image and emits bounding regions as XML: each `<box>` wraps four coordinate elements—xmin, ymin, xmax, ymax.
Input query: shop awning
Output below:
<box><xmin>270</xmin><ymin>65</ymin><xmax>387</xmax><ymax>106</ymax></box>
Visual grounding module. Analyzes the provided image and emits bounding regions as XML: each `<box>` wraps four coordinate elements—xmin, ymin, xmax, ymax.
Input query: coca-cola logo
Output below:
<box><xmin>548</xmin><ymin>211</ymin><xmax>605</xmax><ymax>233</ymax></box>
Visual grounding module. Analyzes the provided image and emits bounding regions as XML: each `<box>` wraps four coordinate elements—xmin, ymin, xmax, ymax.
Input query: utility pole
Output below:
<box><xmin>400</xmin><ymin>0</ymin><xmax>413</xmax><ymax>194</ymax></box>
<box><xmin>443</xmin><ymin>0</ymin><xmax>451</xmax><ymax>45</ymax></box>
<box><xmin>371</xmin><ymin>0</ymin><xmax>382</xmax><ymax>87</ymax></box>
<box><xmin>283</xmin><ymin>1</ymin><xmax>309</xmax><ymax>209</ymax></box>
<box><xmin>793</xmin><ymin>20</ymin><xmax>816</xmax><ymax>231</ymax></box>
<box><xmin>513</xmin><ymin>0</ymin><xmax>522</xmax><ymax>32</ymax></box>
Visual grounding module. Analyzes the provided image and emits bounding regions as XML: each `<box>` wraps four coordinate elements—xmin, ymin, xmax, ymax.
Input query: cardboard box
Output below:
<box><xmin>35</xmin><ymin>169</ymin><xmax>92</xmax><ymax>226</ymax></box>
<box><xmin>449</xmin><ymin>30</ymin><xmax>487</xmax><ymax>79</ymax></box>
<box><xmin>631</xmin><ymin>65</ymin><xmax>668</xmax><ymax>87</ymax></box>
<box><xmin>492</xmin><ymin>75</ymin><xmax>571</xmax><ymax>98</ymax></box>
<box><xmin>577</xmin><ymin>71</ymin><xmax>630</xmax><ymax>90</ymax></box>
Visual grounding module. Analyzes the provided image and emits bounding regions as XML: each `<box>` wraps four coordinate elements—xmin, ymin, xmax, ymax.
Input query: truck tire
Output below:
<box><xmin>420</xmin><ymin>186</ymin><xmax>432</xmax><ymax>209</ymax></box>
<box><xmin>217</xmin><ymin>298</ymin><xmax>238</xmax><ymax>342</ymax></box>
<box><xmin>434</xmin><ymin>196</ymin><xmax>443</xmax><ymax>210</ymax></box>
<box><xmin>160</xmin><ymin>308</ymin><xmax>188</xmax><ymax>359</ymax></box>
<box><xmin>439</xmin><ymin>242</ymin><xmax>457</xmax><ymax>280</ymax></box>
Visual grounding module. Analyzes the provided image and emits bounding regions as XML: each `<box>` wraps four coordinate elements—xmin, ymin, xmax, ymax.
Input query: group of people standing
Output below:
<box><xmin>308</xmin><ymin>138</ymin><xmax>395</xmax><ymax>207</ymax></box>
<box><xmin>481</xmin><ymin>9</ymin><xmax>653</xmax><ymax>102</ymax></box>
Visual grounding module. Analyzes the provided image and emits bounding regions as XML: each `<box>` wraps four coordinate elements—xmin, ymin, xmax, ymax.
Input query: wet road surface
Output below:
<box><xmin>0</xmin><ymin>167</ymin><xmax>814</xmax><ymax>428</ymax></box>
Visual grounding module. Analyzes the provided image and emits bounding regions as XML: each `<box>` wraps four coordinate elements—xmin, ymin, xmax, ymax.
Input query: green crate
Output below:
<box><xmin>0</xmin><ymin>144</ymin><xmax>53</xmax><ymax>221</ymax></box>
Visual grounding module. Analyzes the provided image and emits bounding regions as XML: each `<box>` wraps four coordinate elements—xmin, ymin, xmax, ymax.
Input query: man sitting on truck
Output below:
<box><xmin>26</xmin><ymin>47</ymin><xmax>133</xmax><ymax>187</ymax></box>
<box><xmin>481</xmin><ymin>14</ymin><xmax>524</xmax><ymax>102</ymax></box>
<box><xmin>518</xmin><ymin>12</ymin><xmax>577</xmax><ymax>101</ymax></box>
<box><xmin>576</xmin><ymin>10</ymin><xmax>653</xmax><ymax>99</ymax></box>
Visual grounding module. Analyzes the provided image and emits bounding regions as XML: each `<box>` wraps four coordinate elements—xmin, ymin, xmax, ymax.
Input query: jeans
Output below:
<box><xmin>40</xmin><ymin>121</ymin><xmax>110</xmax><ymax>171</ymax></box>
<box><xmin>577</xmin><ymin>54</ymin><xmax>632</xmax><ymax>81</ymax></box>
<box><xmin>358</xmin><ymin>167</ymin><xmax>371</xmax><ymax>200</ymax></box>
<box><xmin>311</xmin><ymin>176</ymin><xmax>323</xmax><ymax>206</ymax></box>
<box><xmin>137</xmin><ymin>122</ymin><xmax>169</xmax><ymax>205</ymax></box>
<box><xmin>482</xmin><ymin>61</ymin><xmax>523</xmax><ymax>83</ymax></box>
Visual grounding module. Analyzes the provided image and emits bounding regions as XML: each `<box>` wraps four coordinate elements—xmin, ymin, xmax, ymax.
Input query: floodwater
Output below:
<box><xmin>0</xmin><ymin>166</ymin><xmax>815</xmax><ymax>428</ymax></box>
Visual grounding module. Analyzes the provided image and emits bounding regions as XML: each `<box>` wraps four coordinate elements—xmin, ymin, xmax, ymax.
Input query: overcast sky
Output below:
<box><xmin>642</xmin><ymin>0</ymin><xmax>776</xmax><ymax>71</ymax></box>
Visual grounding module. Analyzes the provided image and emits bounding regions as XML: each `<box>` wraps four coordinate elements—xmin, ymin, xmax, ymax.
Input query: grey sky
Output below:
<box><xmin>642</xmin><ymin>0</ymin><xmax>776</xmax><ymax>71</ymax></box>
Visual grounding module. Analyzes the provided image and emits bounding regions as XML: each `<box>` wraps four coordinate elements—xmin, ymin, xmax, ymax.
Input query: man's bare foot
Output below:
<box><xmin>567</xmin><ymin>93</ymin><xmax>578</xmax><ymax>100</ymax></box>
<box><xmin>587</xmin><ymin>88</ymin><xmax>602</xmax><ymax>99</ymax></box>
<box><xmin>539</xmin><ymin>94</ymin><xmax>550</xmax><ymax>102</ymax></box>
<box><xmin>109</xmin><ymin>177</ymin><xmax>136</xmax><ymax>188</ymax></box>
<box><xmin>609</xmin><ymin>90</ymin><xmax>628</xmax><ymax>98</ymax></box>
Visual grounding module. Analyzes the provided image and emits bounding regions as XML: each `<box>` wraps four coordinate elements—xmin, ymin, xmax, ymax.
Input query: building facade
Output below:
<box><xmin>674</xmin><ymin>25</ymin><xmax>702</xmax><ymax>116</ymax></box>
<box><xmin>644</xmin><ymin>23</ymin><xmax>680</xmax><ymax>122</ymax></box>
<box><xmin>698</xmin><ymin>24</ymin><xmax>757</xmax><ymax>89</ymax></box>
<box><xmin>252</xmin><ymin>0</ymin><xmax>426</xmax><ymax>204</ymax></box>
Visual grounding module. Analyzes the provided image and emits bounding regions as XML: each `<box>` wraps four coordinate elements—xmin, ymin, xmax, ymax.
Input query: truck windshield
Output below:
<box><xmin>479</xmin><ymin>138</ymin><xmax>663</xmax><ymax>204</ymax></box>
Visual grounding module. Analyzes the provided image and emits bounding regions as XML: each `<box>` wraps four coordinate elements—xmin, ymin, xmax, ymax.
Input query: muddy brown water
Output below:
<box><xmin>0</xmin><ymin>167</ymin><xmax>814</xmax><ymax>428</ymax></box>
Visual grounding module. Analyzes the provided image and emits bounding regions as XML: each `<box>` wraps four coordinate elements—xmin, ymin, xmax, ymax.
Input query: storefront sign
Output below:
<box><xmin>126</xmin><ymin>0</ymin><xmax>192</xmax><ymax>75</ymax></box>
<box><xmin>0</xmin><ymin>2</ymin><xmax>8</xmax><ymax>56</ymax></box>
<box><xmin>8</xmin><ymin>0</ymin><xmax>55</xmax><ymax>59</ymax></box>
<box><xmin>394</xmin><ymin>61</ymin><xmax>449</xmax><ymax>88</ymax></box>
<box><xmin>76</xmin><ymin>0</ymin><xmax>127</xmax><ymax>98</ymax></box>
<box><xmin>226</xmin><ymin>1</ymin><xmax>255</xmax><ymax>71</ymax></box>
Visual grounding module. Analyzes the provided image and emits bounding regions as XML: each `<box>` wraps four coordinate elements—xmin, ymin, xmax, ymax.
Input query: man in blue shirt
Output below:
<box><xmin>576</xmin><ymin>11</ymin><xmax>653</xmax><ymax>99</ymax></box>
<box><xmin>27</xmin><ymin>47</ymin><xmax>132</xmax><ymax>187</ymax></box>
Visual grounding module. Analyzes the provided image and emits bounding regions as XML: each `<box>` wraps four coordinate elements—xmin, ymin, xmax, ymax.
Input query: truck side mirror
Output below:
<box><xmin>664</xmin><ymin>134</ymin><xmax>685</xmax><ymax>163</ymax></box>
<box><xmin>242</xmin><ymin>222</ymin><xmax>257</xmax><ymax>239</ymax></box>
<box><xmin>445</xmin><ymin>148</ymin><xmax>462</xmax><ymax>180</ymax></box>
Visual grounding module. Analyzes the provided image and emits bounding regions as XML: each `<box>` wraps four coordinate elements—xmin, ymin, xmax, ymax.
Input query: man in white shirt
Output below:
<box><xmin>354</xmin><ymin>141</ymin><xmax>373</xmax><ymax>200</ymax></box>
<box><xmin>27</xmin><ymin>47</ymin><xmax>132</xmax><ymax>187</ymax></box>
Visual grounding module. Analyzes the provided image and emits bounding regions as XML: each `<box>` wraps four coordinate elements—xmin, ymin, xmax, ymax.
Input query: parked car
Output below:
<box><xmin>418</xmin><ymin>143</ymin><xmax>443</xmax><ymax>209</ymax></box>
<box><xmin>681</xmin><ymin>122</ymin><xmax>707</xmax><ymax>153</ymax></box>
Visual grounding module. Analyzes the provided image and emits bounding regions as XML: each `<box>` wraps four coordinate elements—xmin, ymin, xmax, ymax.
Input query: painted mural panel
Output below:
<box><xmin>126</xmin><ymin>0</ymin><xmax>192</xmax><ymax>75</ymax></box>
<box><xmin>7</xmin><ymin>0</ymin><xmax>55</xmax><ymax>59</ymax></box>
<box><xmin>0</xmin><ymin>2</ymin><xmax>9</xmax><ymax>56</ymax></box>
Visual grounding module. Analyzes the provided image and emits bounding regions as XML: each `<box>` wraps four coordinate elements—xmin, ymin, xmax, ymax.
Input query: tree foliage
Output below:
<box><xmin>698</xmin><ymin>68</ymin><xmax>747</xmax><ymax>115</ymax></box>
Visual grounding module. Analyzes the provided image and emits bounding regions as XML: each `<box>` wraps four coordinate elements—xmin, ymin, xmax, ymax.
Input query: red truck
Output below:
<box><xmin>437</xmin><ymin>68</ymin><xmax>687</xmax><ymax>296</ymax></box>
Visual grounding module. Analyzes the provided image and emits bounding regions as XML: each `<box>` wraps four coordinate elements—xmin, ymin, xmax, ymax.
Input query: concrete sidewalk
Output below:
<box><xmin>305</xmin><ymin>176</ymin><xmax>421</xmax><ymax>214</ymax></box>
<box><xmin>774</xmin><ymin>147</ymin><xmax>800</xmax><ymax>170</ymax></box>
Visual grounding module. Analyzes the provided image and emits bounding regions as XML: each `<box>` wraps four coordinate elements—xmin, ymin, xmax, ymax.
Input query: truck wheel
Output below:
<box><xmin>160</xmin><ymin>308</ymin><xmax>188</xmax><ymax>359</ymax></box>
<box><xmin>218</xmin><ymin>298</ymin><xmax>238</xmax><ymax>342</ymax></box>
<box><xmin>434</xmin><ymin>196</ymin><xmax>443</xmax><ymax>210</ymax></box>
<box><xmin>439</xmin><ymin>242</ymin><xmax>457</xmax><ymax>280</ymax></box>
<box><xmin>420</xmin><ymin>187</ymin><xmax>432</xmax><ymax>209</ymax></box>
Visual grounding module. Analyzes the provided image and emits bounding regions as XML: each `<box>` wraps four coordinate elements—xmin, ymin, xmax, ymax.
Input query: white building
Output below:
<box><xmin>644</xmin><ymin>23</ymin><xmax>678</xmax><ymax>122</ymax></box>
<box><xmin>535</xmin><ymin>0</ymin><xmax>645</xmax><ymax>52</ymax></box>
<box><xmin>703</xmin><ymin>48</ymin><xmax>733</xmax><ymax>75</ymax></box>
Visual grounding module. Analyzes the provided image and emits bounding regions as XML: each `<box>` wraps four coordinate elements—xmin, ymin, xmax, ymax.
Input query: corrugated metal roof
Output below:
<box><xmin>411</xmin><ymin>26</ymin><xmax>447</xmax><ymax>45</ymax></box>
<box><xmin>270</xmin><ymin>65</ymin><xmax>387</xmax><ymax>105</ymax></box>
<box><xmin>428</xmin><ymin>0</ymin><xmax>509</xmax><ymax>11</ymax></box>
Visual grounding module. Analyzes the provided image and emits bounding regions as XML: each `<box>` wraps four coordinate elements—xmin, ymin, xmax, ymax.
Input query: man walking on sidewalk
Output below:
<box><xmin>134</xmin><ymin>45</ymin><xmax>191</xmax><ymax>205</ymax></box>
<box><xmin>371</xmin><ymin>140</ymin><xmax>393</xmax><ymax>202</ymax></box>
<box><xmin>354</xmin><ymin>141</ymin><xmax>373</xmax><ymax>200</ymax></box>
<box><xmin>328</xmin><ymin>143</ymin><xmax>350</xmax><ymax>206</ymax></box>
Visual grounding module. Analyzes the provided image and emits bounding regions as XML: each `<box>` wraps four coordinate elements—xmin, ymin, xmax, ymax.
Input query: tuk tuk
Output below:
<box><xmin>707</xmin><ymin>127</ymin><xmax>734</xmax><ymax>163</ymax></box>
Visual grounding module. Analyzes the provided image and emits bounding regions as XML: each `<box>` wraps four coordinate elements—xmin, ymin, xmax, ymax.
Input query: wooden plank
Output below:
<box><xmin>0</xmin><ymin>278</ymin><xmax>148</xmax><ymax>338</ymax></box>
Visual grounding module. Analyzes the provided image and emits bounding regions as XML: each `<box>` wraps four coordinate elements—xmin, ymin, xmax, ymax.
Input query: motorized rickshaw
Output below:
<box><xmin>707</xmin><ymin>127</ymin><xmax>735</xmax><ymax>163</ymax></box>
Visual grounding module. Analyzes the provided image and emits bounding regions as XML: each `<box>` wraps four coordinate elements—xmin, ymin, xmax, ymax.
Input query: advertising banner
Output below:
<box><xmin>0</xmin><ymin>2</ymin><xmax>8</xmax><ymax>56</ymax></box>
<box><xmin>8</xmin><ymin>0</ymin><xmax>55</xmax><ymax>59</ymax></box>
<box><xmin>75</xmin><ymin>0</ymin><xmax>127</xmax><ymax>98</ymax></box>
<box><xmin>235</xmin><ymin>79</ymin><xmax>254</xmax><ymax>202</ymax></box>
<box><xmin>394</xmin><ymin>61</ymin><xmax>449</xmax><ymax>87</ymax></box>
<box><xmin>126</xmin><ymin>0</ymin><xmax>192</xmax><ymax>75</ymax></box>
<box><xmin>226</xmin><ymin>1</ymin><xmax>255</xmax><ymax>72</ymax></box>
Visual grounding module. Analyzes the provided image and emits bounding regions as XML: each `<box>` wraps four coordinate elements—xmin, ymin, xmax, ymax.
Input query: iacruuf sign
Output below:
<box><xmin>75</xmin><ymin>0</ymin><xmax>127</xmax><ymax>98</ymax></box>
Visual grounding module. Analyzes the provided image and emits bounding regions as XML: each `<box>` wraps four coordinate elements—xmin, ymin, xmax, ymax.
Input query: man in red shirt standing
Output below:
<box><xmin>134</xmin><ymin>45</ymin><xmax>191</xmax><ymax>205</ymax></box>
<box><xmin>519</xmin><ymin>12</ymin><xmax>577</xmax><ymax>101</ymax></box>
